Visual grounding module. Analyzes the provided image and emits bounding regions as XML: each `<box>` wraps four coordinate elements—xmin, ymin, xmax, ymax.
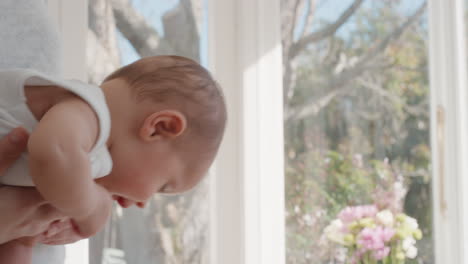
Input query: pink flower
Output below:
<box><xmin>379</xmin><ymin>227</ymin><xmax>395</xmax><ymax>242</ymax></box>
<box><xmin>338</xmin><ymin>205</ymin><xmax>378</xmax><ymax>223</ymax></box>
<box><xmin>357</xmin><ymin>226</ymin><xmax>395</xmax><ymax>260</ymax></box>
<box><xmin>373</xmin><ymin>247</ymin><xmax>390</xmax><ymax>260</ymax></box>
<box><xmin>350</xmin><ymin>250</ymin><xmax>364</xmax><ymax>264</ymax></box>
<box><xmin>358</xmin><ymin>228</ymin><xmax>385</xmax><ymax>250</ymax></box>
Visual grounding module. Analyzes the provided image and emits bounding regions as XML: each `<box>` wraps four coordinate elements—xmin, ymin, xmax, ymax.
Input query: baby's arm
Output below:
<box><xmin>28</xmin><ymin>97</ymin><xmax>112</xmax><ymax>237</ymax></box>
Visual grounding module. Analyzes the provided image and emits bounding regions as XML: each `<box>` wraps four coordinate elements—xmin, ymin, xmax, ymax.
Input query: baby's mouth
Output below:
<box><xmin>112</xmin><ymin>195</ymin><xmax>146</xmax><ymax>208</ymax></box>
<box><xmin>112</xmin><ymin>195</ymin><xmax>129</xmax><ymax>208</ymax></box>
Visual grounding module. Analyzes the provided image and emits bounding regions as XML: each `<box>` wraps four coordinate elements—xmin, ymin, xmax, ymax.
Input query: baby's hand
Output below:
<box><xmin>72</xmin><ymin>185</ymin><xmax>112</xmax><ymax>238</ymax></box>
<box><xmin>36</xmin><ymin>219</ymin><xmax>82</xmax><ymax>245</ymax></box>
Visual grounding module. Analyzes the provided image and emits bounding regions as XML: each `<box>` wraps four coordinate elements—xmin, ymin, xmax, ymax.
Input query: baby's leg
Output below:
<box><xmin>0</xmin><ymin>238</ymin><xmax>34</xmax><ymax>264</ymax></box>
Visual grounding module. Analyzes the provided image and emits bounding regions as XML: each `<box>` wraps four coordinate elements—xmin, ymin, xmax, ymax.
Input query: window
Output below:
<box><xmin>280</xmin><ymin>1</ymin><xmax>433</xmax><ymax>262</ymax></box>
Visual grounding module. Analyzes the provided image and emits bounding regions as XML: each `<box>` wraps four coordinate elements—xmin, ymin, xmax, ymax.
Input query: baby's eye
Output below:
<box><xmin>159</xmin><ymin>183</ymin><xmax>169</xmax><ymax>193</ymax></box>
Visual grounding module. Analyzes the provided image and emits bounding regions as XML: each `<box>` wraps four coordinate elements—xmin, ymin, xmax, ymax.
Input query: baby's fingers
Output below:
<box><xmin>40</xmin><ymin>227</ymin><xmax>82</xmax><ymax>245</ymax></box>
<box><xmin>43</xmin><ymin>219</ymin><xmax>72</xmax><ymax>238</ymax></box>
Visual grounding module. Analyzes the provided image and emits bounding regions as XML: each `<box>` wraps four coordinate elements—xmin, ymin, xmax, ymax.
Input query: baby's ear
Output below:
<box><xmin>139</xmin><ymin>110</ymin><xmax>187</xmax><ymax>141</ymax></box>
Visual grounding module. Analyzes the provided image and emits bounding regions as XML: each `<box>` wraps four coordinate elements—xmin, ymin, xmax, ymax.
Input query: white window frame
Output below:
<box><xmin>208</xmin><ymin>1</ymin><xmax>285</xmax><ymax>264</ymax></box>
<box><xmin>428</xmin><ymin>0</ymin><xmax>468</xmax><ymax>263</ymax></box>
<box><xmin>47</xmin><ymin>0</ymin><xmax>468</xmax><ymax>264</ymax></box>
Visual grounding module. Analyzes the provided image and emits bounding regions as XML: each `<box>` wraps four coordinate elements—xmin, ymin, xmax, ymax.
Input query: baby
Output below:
<box><xmin>0</xmin><ymin>55</ymin><xmax>227</xmax><ymax>263</ymax></box>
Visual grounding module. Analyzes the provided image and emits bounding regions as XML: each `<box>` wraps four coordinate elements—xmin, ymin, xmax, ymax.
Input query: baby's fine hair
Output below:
<box><xmin>103</xmin><ymin>55</ymin><xmax>227</xmax><ymax>154</ymax></box>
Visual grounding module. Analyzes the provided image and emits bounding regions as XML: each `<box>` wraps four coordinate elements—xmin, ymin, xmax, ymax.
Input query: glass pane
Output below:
<box><xmin>87</xmin><ymin>0</ymin><xmax>209</xmax><ymax>263</ymax></box>
<box><xmin>281</xmin><ymin>1</ymin><xmax>433</xmax><ymax>263</ymax></box>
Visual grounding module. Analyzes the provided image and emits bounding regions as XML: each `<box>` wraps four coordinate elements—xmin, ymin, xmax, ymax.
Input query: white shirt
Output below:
<box><xmin>0</xmin><ymin>69</ymin><xmax>113</xmax><ymax>186</ymax></box>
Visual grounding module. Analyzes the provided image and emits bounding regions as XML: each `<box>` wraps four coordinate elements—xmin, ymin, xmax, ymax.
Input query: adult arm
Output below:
<box><xmin>0</xmin><ymin>128</ymin><xmax>64</xmax><ymax>243</ymax></box>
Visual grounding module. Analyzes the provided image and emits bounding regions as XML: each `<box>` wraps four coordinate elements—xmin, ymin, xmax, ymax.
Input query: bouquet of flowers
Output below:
<box><xmin>323</xmin><ymin>205</ymin><xmax>422</xmax><ymax>264</ymax></box>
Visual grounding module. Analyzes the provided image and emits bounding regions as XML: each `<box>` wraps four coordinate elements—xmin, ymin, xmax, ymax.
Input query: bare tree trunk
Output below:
<box><xmin>111</xmin><ymin>0</ymin><xmax>200</xmax><ymax>60</ymax></box>
<box><xmin>87</xmin><ymin>0</ymin><xmax>120</xmax><ymax>84</ymax></box>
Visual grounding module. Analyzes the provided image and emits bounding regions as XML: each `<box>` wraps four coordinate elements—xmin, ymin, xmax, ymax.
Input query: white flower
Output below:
<box><xmin>294</xmin><ymin>205</ymin><xmax>301</xmax><ymax>214</ymax></box>
<box><xmin>335</xmin><ymin>247</ymin><xmax>348</xmax><ymax>262</ymax></box>
<box><xmin>302</xmin><ymin>214</ymin><xmax>315</xmax><ymax>226</ymax></box>
<box><xmin>406</xmin><ymin>245</ymin><xmax>418</xmax><ymax>259</ymax></box>
<box><xmin>402</xmin><ymin>237</ymin><xmax>418</xmax><ymax>258</ymax></box>
<box><xmin>393</xmin><ymin>181</ymin><xmax>407</xmax><ymax>201</ymax></box>
<box><xmin>324</xmin><ymin>219</ymin><xmax>346</xmax><ymax>245</ymax></box>
<box><xmin>376</xmin><ymin>210</ymin><xmax>394</xmax><ymax>227</ymax></box>
<box><xmin>405</xmin><ymin>216</ymin><xmax>419</xmax><ymax>230</ymax></box>
<box><xmin>402</xmin><ymin>237</ymin><xmax>416</xmax><ymax>251</ymax></box>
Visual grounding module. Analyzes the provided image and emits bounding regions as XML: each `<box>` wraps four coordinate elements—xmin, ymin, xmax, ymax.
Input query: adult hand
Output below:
<box><xmin>0</xmin><ymin>128</ymin><xmax>68</xmax><ymax>243</ymax></box>
<box><xmin>0</xmin><ymin>127</ymin><xmax>28</xmax><ymax>175</ymax></box>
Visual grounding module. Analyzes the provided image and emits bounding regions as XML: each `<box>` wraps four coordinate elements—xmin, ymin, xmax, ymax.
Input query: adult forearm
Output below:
<box><xmin>0</xmin><ymin>240</ymin><xmax>33</xmax><ymax>263</ymax></box>
<box><xmin>0</xmin><ymin>186</ymin><xmax>64</xmax><ymax>243</ymax></box>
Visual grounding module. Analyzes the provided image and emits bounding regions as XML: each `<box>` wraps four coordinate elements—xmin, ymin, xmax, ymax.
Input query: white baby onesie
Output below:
<box><xmin>0</xmin><ymin>68</ymin><xmax>113</xmax><ymax>186</ymax></box>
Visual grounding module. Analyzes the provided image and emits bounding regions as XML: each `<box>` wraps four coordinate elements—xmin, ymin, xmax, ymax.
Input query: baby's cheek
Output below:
<box><xmin>117</xmin><ymin>176</ymin><xmax>152</xmax><ymax>200</ymax></box>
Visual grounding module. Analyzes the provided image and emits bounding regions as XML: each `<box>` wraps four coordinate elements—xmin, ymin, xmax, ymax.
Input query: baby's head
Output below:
<box><xmin>95</xmin><ymin>56</ymin><xmax>227</xmax><ymax>206</ymax></box>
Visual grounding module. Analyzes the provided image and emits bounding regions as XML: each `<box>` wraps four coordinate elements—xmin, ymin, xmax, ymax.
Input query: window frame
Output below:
<box><xmin>208</xmin><ymin>0</ymin><xmax>285</xmax><ymax>264</ymax></box>
<box><xmin>428</xmin><ymin>0</ymin><xmax>468</xmax><ymax>263</ymax></box>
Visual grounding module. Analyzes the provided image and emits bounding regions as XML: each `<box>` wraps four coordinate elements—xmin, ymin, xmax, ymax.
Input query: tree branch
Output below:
<box><xmin>282</xmin><ymin>0</ymin><xmax>306</xmax><ymax>106</ymax></box>
<box><xmin>162</xmin><ymin>0</ymin><xmax>200</xmax><ymax>61</ymax></box>
<box><xmin>358</xmin><ymin>77</ymin><xmax>428</xmax><ymax>116</ymax></box>
<box><xmin>285</xmin><ymin>2</ymin><xmax>427</xmax><ymax>122</ymax></box>
<box><xmin>89</xmin><ymin>0</ymin><xmax>120</xmax><ymax>65</ymax></box>
<box><xmin>298</xmin><ymin>0</ymin><xmax>316</xmax><ymax>40</ymax></box>
<box><xmin>290</xmin><ymin>0</ymin><xmax>364</xmax><ymax>58</ymax></box>
<box><xmin>87</xmin><ymin>29</ymin><xmax>120</xmax><ymax>84</ymax></box>
<box><xmin>358</xmin><ymin>2</ymin><xmax>427</xmax><ymax>66</ymax></box>
<box><xmin>111</xmin><ymin>0</ymin><xmax>174</xmax><ymax>57</ymax></box>
<box><xmin>284</xmin><ymin>79</ymin><xmax>354</xmax><ymax>122</ymax></box>
<box><xmin>281</xmin><ymin>0</ymin><xmax>303</xmax><ymax>48</ymax></box>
